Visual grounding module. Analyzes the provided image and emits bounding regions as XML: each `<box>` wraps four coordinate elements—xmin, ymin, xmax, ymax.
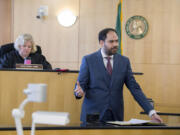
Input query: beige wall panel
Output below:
<box><xmin>13</xmin><ymin>0</ymin><xmax>119</xmax><ymax>69</ymax></box>
<box><xmin>132</xmin><ymin>64</ymin><xmax>180</xmax><ymax>107</ymax></box>
<box><xmin>13</xmin><ymin>0</ymin><xmax>79</xmax><ymax>69</ymax></box>
<box><xmin>122</xmin><ymin>0</ymin><xmax>180</xmax><ymax>122</ymax></box>
<box><xmin>124</xmin><ymin>63</ymin><xmax>180</xmax><ymax>122</ymax></box>
<box><xmin>0</xmin><ymin>0</ymin><xmax>12</xmax><ymax>45</ymax></box>
<box><xmin>123</xmin><ymin>0</ymin><xmax>180</xmax><ymax>64</ymax></box>
<box><xmin>78</xmin><ymin>0</ymin><xmax>119</xmax><ymax>67</ymax></box>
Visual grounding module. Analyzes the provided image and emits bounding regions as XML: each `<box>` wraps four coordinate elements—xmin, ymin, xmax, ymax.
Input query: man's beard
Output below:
<box><xmin>105</xmin><ymin>47</ymin><xmax>118</xmax><ymax>56</ymax></box>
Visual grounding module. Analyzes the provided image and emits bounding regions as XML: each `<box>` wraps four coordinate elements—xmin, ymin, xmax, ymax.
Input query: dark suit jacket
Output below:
<box><xmin>77</xmin><ymin>49</ymin><xmax>153</xmax><ymax>122</ymax></box>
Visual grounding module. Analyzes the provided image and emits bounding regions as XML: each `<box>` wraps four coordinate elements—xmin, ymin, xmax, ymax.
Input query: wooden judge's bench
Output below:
<box><xmin>0</xmin><ymin>69</ymin><xmax>179</xmax><ymax>135</ymax></box>
<box><xmin>0</xmin><ymin>69</ymin><xmax>80</xmax><ymax>127</ymax></box>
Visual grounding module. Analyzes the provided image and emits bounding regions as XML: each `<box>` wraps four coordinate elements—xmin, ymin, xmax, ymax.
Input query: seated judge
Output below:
<box><xmin>0</xmin><ymin>33</ymin><xmax>52</xmax><ymax>69</ymax></box>
<box><xmin>74</xmin><ymin>28</ymin><xmax>163</xmax><ymax>123</ymax></box>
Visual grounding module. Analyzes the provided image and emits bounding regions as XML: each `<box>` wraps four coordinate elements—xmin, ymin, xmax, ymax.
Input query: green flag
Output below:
<box><xmin>115</xmin><ymin>0</ymin><xmax>122</xmax><ymax>54</ymax></box>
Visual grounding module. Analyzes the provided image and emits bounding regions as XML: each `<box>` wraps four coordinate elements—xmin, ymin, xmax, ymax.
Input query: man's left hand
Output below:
<box><xmin>151</xmin><ymin>113</ymin><xmax>163</xmax><ymax>123</ymax></box>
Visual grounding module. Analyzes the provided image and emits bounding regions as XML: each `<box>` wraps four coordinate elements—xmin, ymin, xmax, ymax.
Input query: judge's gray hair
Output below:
<box><xmin>14</xmin><ymin>33</ymin><xmax>37</xmax><ymax>53</ymax></box>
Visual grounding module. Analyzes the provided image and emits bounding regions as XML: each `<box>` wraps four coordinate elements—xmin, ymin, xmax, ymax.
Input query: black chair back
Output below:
<box><xmin>0</xmin><ymin>43</ymin><xmax>15</xmax><ymax>57</ymax></box>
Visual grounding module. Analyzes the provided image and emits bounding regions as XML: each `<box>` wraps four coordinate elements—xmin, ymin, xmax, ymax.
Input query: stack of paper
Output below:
<box><xmin>107</xmin><ymin>118</ymin><xmax>165</xmax><ymax>126</ymax></box>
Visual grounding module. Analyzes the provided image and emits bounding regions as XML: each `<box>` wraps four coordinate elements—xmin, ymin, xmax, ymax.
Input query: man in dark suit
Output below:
<box><xmin>74</xmin><ymin>28</ymin><xmax>162</xmax><ymax>123</ymax></box>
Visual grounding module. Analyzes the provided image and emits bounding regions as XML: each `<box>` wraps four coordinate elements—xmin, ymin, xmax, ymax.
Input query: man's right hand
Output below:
<box><xmin>74</xmin><ymin>81</ymin><xmax>84</xmax><ymax>97</ymax></box>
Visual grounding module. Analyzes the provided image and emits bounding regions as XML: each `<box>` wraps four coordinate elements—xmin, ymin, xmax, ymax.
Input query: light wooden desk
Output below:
<box><xmin>0</xmin><ymin>125</ymin><xmax>179</xmax><ymax>135</ymax></box>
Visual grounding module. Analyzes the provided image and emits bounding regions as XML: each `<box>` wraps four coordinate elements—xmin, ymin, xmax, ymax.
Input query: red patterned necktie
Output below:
<box><xmin>106</xmin><ymin>57</ymin><xmax>112</xmax><ymax>75</ymax></box>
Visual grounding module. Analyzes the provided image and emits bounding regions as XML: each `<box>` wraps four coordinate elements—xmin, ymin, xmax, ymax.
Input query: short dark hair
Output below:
<box><xmin>98</xmin><ymin>28</ymin><xmax>118</xmax><ymax>42</ymax></box>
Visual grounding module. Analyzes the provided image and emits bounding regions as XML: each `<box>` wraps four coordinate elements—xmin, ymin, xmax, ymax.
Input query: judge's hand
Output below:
<box><xmin>151</xmin><ymin>113</ymin><xmax>163</xmax><ymax>123</ymax></box>
<box><xmin>74</xmin><ymin>81</ymin><xmax>84</xmax><ymax>97</ymax></box>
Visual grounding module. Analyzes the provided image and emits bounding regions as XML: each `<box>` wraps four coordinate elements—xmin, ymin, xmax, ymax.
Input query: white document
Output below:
<box><xmin>129</xmin><ymin>119</ymin><xmax>150</xmax><ymax>124</ymax></box>
<box><xmin>107</xmin><ymin>118</ymin><xmax>151</xmax><ymax>125</ymax></box>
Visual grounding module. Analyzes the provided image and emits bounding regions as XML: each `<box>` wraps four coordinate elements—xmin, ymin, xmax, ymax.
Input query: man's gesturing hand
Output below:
<box><xmin>74</xmin><ymin>81</ymin><xmax>84</xmax><ymax>97</ymax></box>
